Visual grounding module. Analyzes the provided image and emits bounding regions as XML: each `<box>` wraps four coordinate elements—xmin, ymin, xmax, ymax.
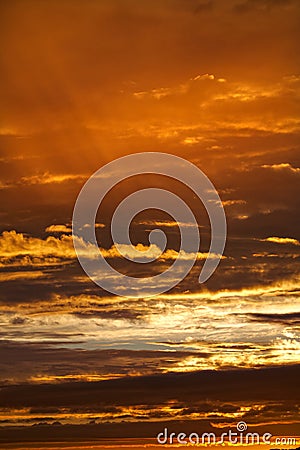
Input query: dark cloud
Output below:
<box><xmin>244</xmin><ymin>312</ymin><xmax>300</xmax><ymax>326</ymax></box>
<box><xmin>0</xmin><ymin>366</ymin><xmax>299</xmax><ymax>441</ymax></box>
<box><xmin>0</xmin><ymin>341</ymin><xmax>200</xmax><ymax>382</ymax></box>
<box><xmin>1</xmin><ymin>365</ymin><xmax>299</xmax><ymax>408</ymax></box>
<box><xmin>72</xmin><ymin>309</ymin><xmax>142</xmax><ymax>321</ymax></box>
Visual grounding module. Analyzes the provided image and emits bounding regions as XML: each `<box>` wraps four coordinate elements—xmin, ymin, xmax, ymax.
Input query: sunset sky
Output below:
<box><xmin>0</xmin><ymin>0</ymin><xmax>300</xmax><ymax>448</ymax></box>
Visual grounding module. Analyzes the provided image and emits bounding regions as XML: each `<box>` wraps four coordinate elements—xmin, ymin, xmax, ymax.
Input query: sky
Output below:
<box><xmin>0</xmin><ymin>0</ymin><xmax>300</xmax><ymax>448</ymax></box>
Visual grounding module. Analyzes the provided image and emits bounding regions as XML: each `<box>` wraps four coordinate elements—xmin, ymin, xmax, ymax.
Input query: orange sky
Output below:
<box><xmin>0</xmin><ymin>0</ymin><xmax>300</xmax><ymax>447</ymax></box>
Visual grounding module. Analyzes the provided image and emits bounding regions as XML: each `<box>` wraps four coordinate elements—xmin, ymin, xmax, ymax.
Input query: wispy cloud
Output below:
<box><xmin>260</xmin><ymin>236</ymin><xmax>300</xmax><ymax>246</ymax></box>
<box><xmin>261</xmin><ymin>163</ymin><xmax>300</xmax><ymax>173</ymax></box>
<box><xmin>45</xmin><ymin>224</ymin><xmax>72</xmax><ymax>233</ymax></box>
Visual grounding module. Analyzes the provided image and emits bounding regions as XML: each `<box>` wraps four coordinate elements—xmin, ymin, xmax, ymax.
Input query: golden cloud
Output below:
<box><xmin>261</xmin><ymin>163</ymin><xmax>300</xmax><ymax>173</ymax></box>
<box><xmin>45</xmin><ymin>224</ymin><xmax>72</xmax><ymax>233</ymax></box>
<box><xmin>0</xmin><ymin>230</ymin><xmax>224</xmax><ymax>267</ymax></box>
<box><xmin>261</xmin><ymin>237</ymin><xmax>300</xmax><ymax>246</ymax></box>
